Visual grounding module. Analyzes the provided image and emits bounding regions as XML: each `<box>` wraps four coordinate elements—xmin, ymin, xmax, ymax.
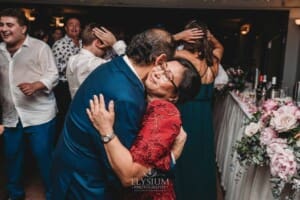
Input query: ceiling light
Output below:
<box><xmin>22</xmin><ymin>8</ymin><xmax>35</xmax><ymax>21</ymax></box>
<box><xmin>240</xmin><ymin>24</ymin><xmax>251</xmax><ymax>35</ymax></box>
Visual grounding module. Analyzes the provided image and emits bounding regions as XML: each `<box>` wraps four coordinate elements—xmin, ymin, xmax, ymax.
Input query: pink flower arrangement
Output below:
<box><xmin>234</xmin><ymin>98</ymin><xmax>300</xmax><ymax>199</ymax></box>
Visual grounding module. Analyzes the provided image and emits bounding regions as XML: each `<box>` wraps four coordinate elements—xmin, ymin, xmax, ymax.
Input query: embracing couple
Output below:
<box><xmin>52</xmin><ymin>27</ymin><xmax>201</xmax><ymax>200</ymax></box>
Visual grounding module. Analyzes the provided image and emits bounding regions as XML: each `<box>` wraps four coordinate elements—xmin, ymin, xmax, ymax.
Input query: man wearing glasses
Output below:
<box><xmin>52</xmin><ymin>28</ymin><xmax>179</xmax><ymax>199</ymax></box>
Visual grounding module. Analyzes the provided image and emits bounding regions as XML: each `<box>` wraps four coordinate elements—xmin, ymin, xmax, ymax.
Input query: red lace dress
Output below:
<box><xmin>125</xmin><ymin>99</ymin><xmax>181</xmax><ymax>200</ymax></box>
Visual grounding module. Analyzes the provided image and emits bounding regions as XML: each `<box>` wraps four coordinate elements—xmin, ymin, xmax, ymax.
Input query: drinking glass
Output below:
<box><xmin>279</xmin><ymin>86</ymin><xmax>289</xmax><ymax>98</ymax></box>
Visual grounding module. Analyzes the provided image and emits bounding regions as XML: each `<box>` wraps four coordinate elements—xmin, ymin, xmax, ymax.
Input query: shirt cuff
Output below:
<box><xmin>171</xmin><ymin>151</ymin><xmax>176</xmax><ymax>165</ymax></box>
<box><xmin>112</xmin><ymin>40</ymin><xmax>126</xmax><ymax>56</ymax></box>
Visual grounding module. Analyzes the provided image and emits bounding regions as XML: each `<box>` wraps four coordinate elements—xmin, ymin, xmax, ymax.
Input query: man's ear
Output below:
<box><xmin>21</xmin><ymin>25</ymin><xmax>27</xmax><ymax>35</ymax></box>
<box><xmin>95</xmin><ymin>39</ymin><xmax>106</xmax><ymax>49</ymax></box>
<box><xmin>154</xmin><ymin>54</ymin><xmax>167</xmax><ymax>66</ymax></box>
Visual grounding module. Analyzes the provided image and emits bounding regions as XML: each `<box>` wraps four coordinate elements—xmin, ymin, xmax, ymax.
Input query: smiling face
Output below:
<box><xmin>0</xmin><ymin>16</ymin><xmax>27</xmax><ymax>48</ymax></box>
<box><xmin>145</xmin><ymin>60</ymin><xmax>186</xmax><ymax>102</ymax></box>
<box><xmin>65</xmin><ymin>18</ymin><xmax>81</xmax><ymax>39</ymax></box>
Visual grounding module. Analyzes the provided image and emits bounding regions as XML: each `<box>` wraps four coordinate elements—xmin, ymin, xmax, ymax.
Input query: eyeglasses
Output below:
<box><xmin>159</xmin><ymin>62</ymin><xmax>178</xmax><ymax>93</ymax></box>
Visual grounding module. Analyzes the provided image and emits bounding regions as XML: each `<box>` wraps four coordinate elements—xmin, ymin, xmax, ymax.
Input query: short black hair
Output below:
<box><xmin>64</xmin><ymin>15</ymin><xmax>81</xmax><ymax>25</ymax></box>
<box><xmin>0</xmin><ymin>8</ymin><xmax>29</xmax><ymax>33</ymax></box>
<box><xmin>126</xmin><ymin>28</ymin><xmax>176</xmax><ymax>65</ymax></box>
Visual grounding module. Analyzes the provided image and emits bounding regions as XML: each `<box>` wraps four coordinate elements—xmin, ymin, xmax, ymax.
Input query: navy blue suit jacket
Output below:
<box><xmin>52</xmin><ymin>56</ymin><xmax>147</xmax><ymax>199</ymax></box>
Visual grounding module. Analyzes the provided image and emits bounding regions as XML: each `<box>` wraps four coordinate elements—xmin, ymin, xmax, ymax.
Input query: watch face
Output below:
<box><xmin>101</xmin><ymin>133</ymin><xmax>115</xmax><ymax>143</ymax></box>
<box><xmin>103</xmin><ymin>136</ymin><xmax>109</xmax><ymax>143</ymax></box>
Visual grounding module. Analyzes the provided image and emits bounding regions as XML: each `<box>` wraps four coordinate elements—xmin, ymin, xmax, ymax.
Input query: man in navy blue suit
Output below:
<box><xmin>52</xmin><ymin>28</ymin><xmax>176</xmax><ymax>199</ymax></box>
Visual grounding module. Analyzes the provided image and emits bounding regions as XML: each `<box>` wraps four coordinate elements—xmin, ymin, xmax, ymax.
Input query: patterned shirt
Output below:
<box><xmin>52</xmin><ymin>35</ymin><xmax>82</xmax><ymax>82</ymax></box>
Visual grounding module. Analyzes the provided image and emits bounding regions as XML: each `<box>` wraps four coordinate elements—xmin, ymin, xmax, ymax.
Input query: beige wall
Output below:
<box><xmin>282</xmin><ymin>8</ymin><xmax>300</xmax><ymax>95</ymax></box>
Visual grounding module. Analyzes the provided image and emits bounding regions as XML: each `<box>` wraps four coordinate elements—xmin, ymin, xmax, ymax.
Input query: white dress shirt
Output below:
<box><xmin>0</xmin><ymin>36</ymin><xmax>58</xmax><ymax>127</ymax></box>
<box><xmin>52</xmin><ymin>35</ymin><xmax>82</xmax><ymax>82</ymax></box>
<box><xmin>66</xmin><ymin>40</ymin><xmax>127</xmax><ymax>98</ymax></box>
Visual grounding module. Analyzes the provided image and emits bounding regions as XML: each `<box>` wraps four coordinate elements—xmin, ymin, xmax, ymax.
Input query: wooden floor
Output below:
<box><xmin>0</xmin><ymin>174</ymin><xmax>224</xmax><ymax>200</ymax></box>
<box><xmin>0</xmin><ymin>164</ymin><xmax>225</xmax><ymax>200</ymax></box>
<box><xmin>0</xmin><ymin>136</ymin><xmax>225</xmax><ymax>200</ymax></box>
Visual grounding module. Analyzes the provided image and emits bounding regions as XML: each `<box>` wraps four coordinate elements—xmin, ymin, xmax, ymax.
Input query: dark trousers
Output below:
<box><xmin>3</xmin><ymin>118</ymin><xmax>56</xmax><ymax>200</ymax></box>
<box><xmin>53</xmin><ymin>81</ymin><xmax>71</xmax><ymax>143</ymax></box>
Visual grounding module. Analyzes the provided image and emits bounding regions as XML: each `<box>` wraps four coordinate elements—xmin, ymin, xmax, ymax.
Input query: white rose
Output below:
<box><xmin>270</xmin><ymin>113</ymin><xmax>298</xmax><ymax>133</ymax></box>
<box><xmin>245</xmin><ymin>122</ymin><xmax>260</xmax><ymax>137</ymax></box>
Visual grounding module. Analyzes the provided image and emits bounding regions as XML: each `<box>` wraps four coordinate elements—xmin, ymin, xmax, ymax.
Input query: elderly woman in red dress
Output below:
<box><xmin>87</xmin><ymin>57</ymin><xmax>201</xmax><ymax>200</ymax></box>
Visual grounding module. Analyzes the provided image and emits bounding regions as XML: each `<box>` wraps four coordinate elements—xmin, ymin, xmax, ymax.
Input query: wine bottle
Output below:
<box><xmin>256</xmin><ymin>74</ymin><xmax>264</xmax><ymax>106</ymax></box>
<box><xmin>261</xmin><ymin>74</ymin><xmax>267</xmax><ymax>101</ymax></box>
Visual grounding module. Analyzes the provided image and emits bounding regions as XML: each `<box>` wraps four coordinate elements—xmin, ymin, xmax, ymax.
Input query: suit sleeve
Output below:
<box><xmin>91</xmin><ymin>100</ymin><xmax>144</xmax><ymax>187</ymax></box>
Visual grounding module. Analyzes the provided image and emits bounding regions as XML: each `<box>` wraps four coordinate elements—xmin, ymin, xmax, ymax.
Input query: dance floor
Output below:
<box><xmin>0</xmin><ymin>137</ymin><xmax>224</xmax><ymax>200</ymax></box>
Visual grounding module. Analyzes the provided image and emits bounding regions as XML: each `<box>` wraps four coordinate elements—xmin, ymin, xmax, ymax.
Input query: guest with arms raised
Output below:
<box><xmin>174</xmin><ymin>20</ymin><xmax>224</xmax><ymax>200</ymax></box>
<box><xmin>66</xmin><ymin>23</ymin><xmax>126</xmax><ymax>98</ymax></box>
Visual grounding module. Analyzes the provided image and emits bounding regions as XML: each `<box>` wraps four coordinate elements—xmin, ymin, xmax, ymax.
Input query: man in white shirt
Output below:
<box><xmin>0</xmin><ymin>8</ymin><xmax>58</xmax><ymax>200</ymax></box>
<box><xmin>52</xmin><ymin>16</ymin><xmax>82</xmax><ymax>143</ymax></box>
<box><xmin>67</xmin><ymin>23</ymin><xmax>126</xmax><ymax>98</ymax></box>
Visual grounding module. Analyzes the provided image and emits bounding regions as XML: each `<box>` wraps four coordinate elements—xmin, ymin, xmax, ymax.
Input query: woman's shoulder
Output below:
<box><xmin>147</xmin><ymin>99</ymin><xmax>179</xmax><ymax>116</ymax></box>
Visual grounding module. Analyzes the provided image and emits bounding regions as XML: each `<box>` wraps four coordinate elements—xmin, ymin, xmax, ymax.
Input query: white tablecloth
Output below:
<box><xmin>213</xmin><ymin>93</ymin><xmax>299</xmax><ymax>200</ymax></box>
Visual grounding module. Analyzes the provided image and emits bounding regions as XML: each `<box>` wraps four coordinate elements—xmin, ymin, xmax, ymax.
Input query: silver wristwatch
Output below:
<box><xmin>101</xmin><ymin>132</ymin><xmax>116</xmax><ymax>143</ymax></box>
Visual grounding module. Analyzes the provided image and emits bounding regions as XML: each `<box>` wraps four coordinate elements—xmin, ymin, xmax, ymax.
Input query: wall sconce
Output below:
<box><xmin>295</xmin><ymin>19</ymin><xmax>300</xmax><ymax>26</ymax></box>
<box><xmin>240</xmin><ymin>24</ymin><xmax>251</xmax><ymax>35</ymax></box>
<box><xmin>53</xmin><ymin>17</ymin><xmax>64</xmax><ymax>27</ymax></box>
<box><xmin>22</xmin><ymin>8</ymin><xmax>35</xmax><ymax>21</ymax></box>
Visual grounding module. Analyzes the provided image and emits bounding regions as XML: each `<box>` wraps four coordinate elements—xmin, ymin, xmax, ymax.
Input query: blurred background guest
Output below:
<box><xmin>52</xmin><ymin>16</ymin><xmax>81</xmax><ymax>142</ymax></box>
<box><xmin>32</xmin><ymin>27</ymin><xmax>50</xmax><ymax>44</ymax></box>
<box><xmin>49</xmin><ymin>27</ymin><xmax>64</xmax><ymax>47</ymax></box>
<box><xmin>67</xmin><ymin>23</ymin><xmax>126</xmax><ymax>98</ymax></box>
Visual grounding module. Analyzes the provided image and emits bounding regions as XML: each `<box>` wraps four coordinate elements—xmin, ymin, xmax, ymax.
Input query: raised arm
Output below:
<box><xmin>206</xmin><ymin>30</ymin><xmax>224</xmax><ymax>80</ymax></box>
<box><xmin>207</xmin><ymin>30</ymin><xmax>224</xmax><ymax>63</ymax></box>
<box><xmin>93</xmin><ymin>27</ymin><xmax>126</xmax><ymax>56</ymax></box>
<box><xmin>173</xmin><ymin>28</ymin><xmax>204</xmax><ymax>43</ymax></box>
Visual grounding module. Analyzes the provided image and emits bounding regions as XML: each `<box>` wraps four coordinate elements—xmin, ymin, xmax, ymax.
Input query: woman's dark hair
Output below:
<box><xmin>174</xmin><ymin>57</ymin><xmax>201</xmax><ymax>104</ymax></box>
<box><xmin>126</xmin><ymin>28</ymin><xmax>176</xmax><ymax>65</ymax></box>
<box><xmin>182</xmin><ymin>20</ymin><xmax>218</xmax><ymax>67</ymax></box>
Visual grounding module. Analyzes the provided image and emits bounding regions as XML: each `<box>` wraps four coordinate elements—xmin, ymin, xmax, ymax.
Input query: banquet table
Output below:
<box><xmin>213</xmin><ymin>92</ymin><xmax>300</xmax><ymax>200</ymax></box>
